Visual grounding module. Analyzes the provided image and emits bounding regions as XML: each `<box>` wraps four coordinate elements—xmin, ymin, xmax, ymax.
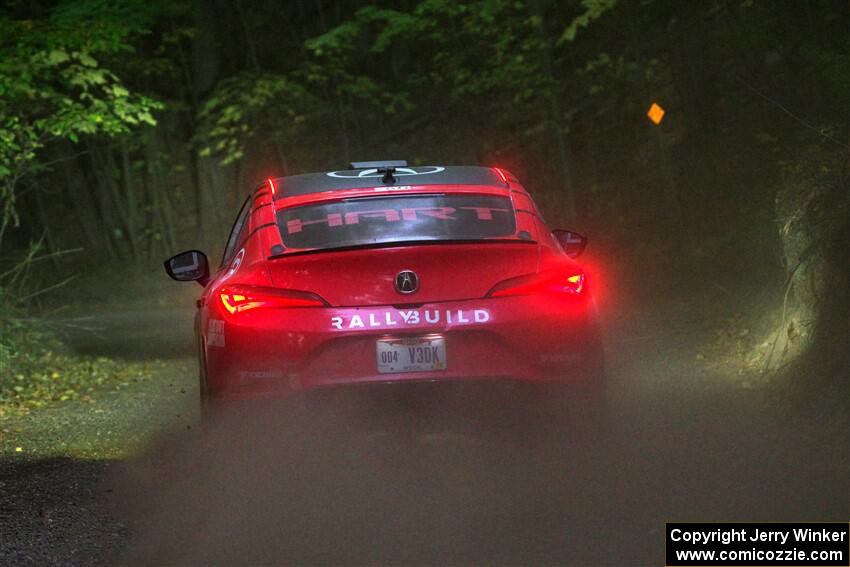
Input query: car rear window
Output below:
<box><xmin>276</xmin><ymin>194</ymin><xmax>517</xmax><ymax>251</ymax></box>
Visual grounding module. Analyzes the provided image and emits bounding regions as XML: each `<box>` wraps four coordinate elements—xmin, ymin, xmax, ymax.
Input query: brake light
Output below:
<box><xmin>493</xmin><ymin>167</ymin><xmax>508</xmax><ymax>183</ymax></box>
<box><xmin>268</xmin><ymin>178</ymin><xmax>276</xmax><ymax>195</ymax></box>
<box><xmin>566</xmin><ymin>273</ymin><xmax>585</xmax><ymax>293</ymax></box>
<box><xmin>219</xmin><ymin>285</ymin><xmax>327</xmax><ymax>314</ymax></box>
<box><xmin>487</xmin><ymin>271</ymin><xmax>585</xmax><ymax>298</ymax></box>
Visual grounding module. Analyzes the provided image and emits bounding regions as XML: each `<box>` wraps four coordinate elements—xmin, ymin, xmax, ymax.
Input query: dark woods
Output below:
<box><xmin>1</xmin><ymin>1</ymin><xmax>849</xmax><ymax>381</ymax></box>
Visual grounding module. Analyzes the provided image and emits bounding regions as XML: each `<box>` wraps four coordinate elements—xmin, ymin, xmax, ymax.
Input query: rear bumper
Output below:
<box><xmin>202</xmin><ymin>295</ymin><xmax>603</xmax><ymax>401</ymax></box>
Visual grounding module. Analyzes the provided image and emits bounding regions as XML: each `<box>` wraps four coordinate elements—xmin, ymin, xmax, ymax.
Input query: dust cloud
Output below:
<box><xmin>111</xmin><ymin>364</ymin><xmax>850</xmax><ymax>566</ymax></box>
<box><xmin>88</xmin><ymin>284</ymin><xmax>850</xmax><ymax>566</ymax></box>
<box><xmin>115</xmin><ymin>386</ymin><xmax>598</xmax><ymax>565</ymax></box>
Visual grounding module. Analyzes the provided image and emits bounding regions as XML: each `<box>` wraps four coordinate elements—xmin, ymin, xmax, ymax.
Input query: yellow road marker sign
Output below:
<box><xmin>647</xmin><ymin>102</ymin><xmax>665</xmax><ymax>125</ymax></box>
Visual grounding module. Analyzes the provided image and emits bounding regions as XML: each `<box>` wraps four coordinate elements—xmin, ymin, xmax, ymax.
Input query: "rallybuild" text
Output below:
<box><xmin>331</xmin><ymin>309</ymin><xmax>490</xmax><ymax>330</ymax></box>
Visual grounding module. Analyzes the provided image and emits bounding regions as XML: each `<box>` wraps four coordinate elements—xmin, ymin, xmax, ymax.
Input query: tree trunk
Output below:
<box><xmin>530</xmin><ymin>0</ymin><xmax>576</xmax><ymax>219</ymax></box>
<box><xmin>120</xmin><ymin>140</ymin><xmax>142</xmax><ymax>266</ymax></box>
<box><xmin>192</xmin><ymin>0</ymin><xmax>222</xmax><ymax>243</ymax></box>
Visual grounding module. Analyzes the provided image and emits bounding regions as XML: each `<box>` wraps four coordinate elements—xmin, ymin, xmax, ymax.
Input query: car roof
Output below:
<box><xmin>269</xmin><ymin>165</ymin><xmax>513</xmax><ymax>201</ymax></box>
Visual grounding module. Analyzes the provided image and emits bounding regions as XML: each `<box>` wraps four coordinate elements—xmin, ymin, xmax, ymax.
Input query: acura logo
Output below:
<box><xmin>395</xmin><ymin>270</ymin><xmax>419</xmax><ymax>294</ymax></box>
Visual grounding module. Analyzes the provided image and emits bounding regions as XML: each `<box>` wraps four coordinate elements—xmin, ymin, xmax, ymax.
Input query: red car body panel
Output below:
<box><xmin>189</xmin><ymin>166</ymin><xmax>603</xmax><ymax>402</ymax></box>
<box><xmin>265</xmin><ymin>243</ymin><xmax>539</xmax><ymax>306</ymax></box>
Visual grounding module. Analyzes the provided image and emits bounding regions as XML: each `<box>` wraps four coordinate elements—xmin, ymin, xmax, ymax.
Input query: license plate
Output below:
<box><xmin>376</xmin><ymin>336</ymin><xmax>447</xmax><ymax>374</ymax></box>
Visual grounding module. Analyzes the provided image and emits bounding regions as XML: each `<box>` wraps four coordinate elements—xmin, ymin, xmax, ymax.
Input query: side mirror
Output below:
<box><xmin>552</xmin><ymin>230</ymin><xmax>587</xmax><ymax>258</ymax></box>
<box><xmin>164</xmin><ymin>250</ymin><xmax>210</xmax><ymax>286</ymax></box>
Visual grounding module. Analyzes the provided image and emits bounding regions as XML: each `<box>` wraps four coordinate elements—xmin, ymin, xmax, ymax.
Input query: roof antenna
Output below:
<box><xmin>378</xmin><ymin>167</ymin><xmax>396</xmax><ymax>184</ymax></box>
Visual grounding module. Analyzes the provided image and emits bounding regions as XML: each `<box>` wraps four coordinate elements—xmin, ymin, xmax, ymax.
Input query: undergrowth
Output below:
<box><xmin>0</xmin><ymin>244</ymin><xmax>154</xmax><ymax>417</ymax></box>
<box><xmin>0</xmin><ymin>313</ymin><xmax>153</xmax><ymax>417</ymax></box>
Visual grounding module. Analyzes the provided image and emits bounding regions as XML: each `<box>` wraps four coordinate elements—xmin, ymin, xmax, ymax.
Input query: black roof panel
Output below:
<box><xmin>272</xmin><ymin>166</ymin><xmax>507</xmax><ymax>199</ymax></box>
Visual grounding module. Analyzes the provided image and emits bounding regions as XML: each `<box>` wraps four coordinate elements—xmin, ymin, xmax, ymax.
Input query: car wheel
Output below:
<box><xmin>198</xmin><ymin>340</ymin><xmax>212</xmax><ymax>424</ymax></box>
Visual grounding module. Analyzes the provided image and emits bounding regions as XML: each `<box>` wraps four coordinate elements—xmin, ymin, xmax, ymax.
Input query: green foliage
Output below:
<box><xmin>301</xmin><ymin>1</ymin><xmax>563</xmax><ymax>145</ymax></box>
<box><xmin>144</xmin><ymin>0</ymin><xmax>629</xmax><ymax>200</ymax></box>
<box><xmin>2</xmin><ymin>1</ymin><xmax>848</xmax><ymax>273</ymax></box>
<box><xmin>0</xmin><ymin>316</ymin><xmax>150</xmax><ymax>416</ymax></box>
<box><xmin>0</xmin><ymin>239</ymin><xmax>151</xmax><ymax>416</ymax></box>
<box><xmin>198</xmin><ymin>73</ymin><xmax>320</xmax><ymax>165</ymax></box>
<box><xmin>0</xmin><ymin>3</ymin><xmax>164</xmax><ymax>243</ymax></box>
<box><xmin>560</xmin><ymin>0</ymin><xmax>617</xmax><ymax>43</ymax></box>
<box><xmin>0</xmin><ymin>264</ymin><xmax>152</xmax><ymax>416</ymax></box>
<box><xmin>49</xmin><ymin>0</ymin><xmax>185</xmax><ymax>31</ymax></box>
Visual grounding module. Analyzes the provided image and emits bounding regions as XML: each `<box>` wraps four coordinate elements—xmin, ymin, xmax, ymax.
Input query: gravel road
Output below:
<box><xmin>1</xmin><ymin>300</ymin><xmax>848</xmax><ymax>566</ymax></box>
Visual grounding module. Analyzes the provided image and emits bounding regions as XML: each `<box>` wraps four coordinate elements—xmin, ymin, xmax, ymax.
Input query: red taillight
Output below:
<box><xmin>487</xmin><ymin>271</ymin><xmax>585</xmax><ymax>298</ymax></box>
<box><xmin>565</xmin><ymin>273</ymin><xmax>585</xmax><ymax>293</ymax></box>
<box><xmin>219</xmin><ymin>285</ymin><xmax>327</xmax><ymax>314</ymax></box>
<box><xmin>268</xmin><ymin>178</ymin><xmax>276</xmax><ymax>195</ymax></box>
<box><xmin>493</xmin><ymin>167</ymin><xmax>508</xmax><ymax>183</ymax></box>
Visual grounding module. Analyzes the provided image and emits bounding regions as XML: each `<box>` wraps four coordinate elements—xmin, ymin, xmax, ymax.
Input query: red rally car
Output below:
<box><xmin>165</xmin><ymin>161</ymin><xmax>605</xmax><ymax>415</ymax></box>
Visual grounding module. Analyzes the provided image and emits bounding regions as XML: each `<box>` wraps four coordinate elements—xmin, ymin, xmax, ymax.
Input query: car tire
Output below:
<box><xmin>198</xmin><ymin>340</ymin><xmax>213</xmax><ymax>424</ymax></box>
